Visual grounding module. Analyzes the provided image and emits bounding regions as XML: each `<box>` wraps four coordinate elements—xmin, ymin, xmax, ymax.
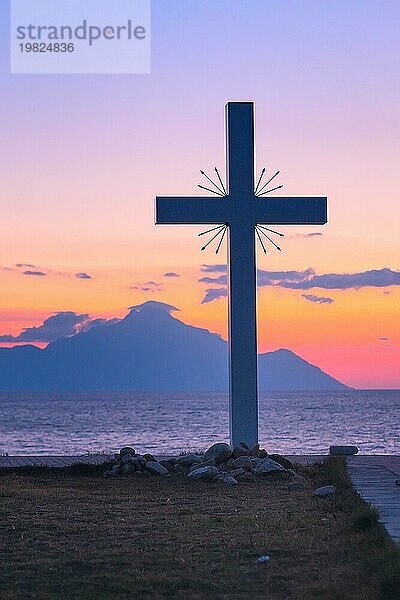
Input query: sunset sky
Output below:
<box><xmin>1</xmin><ymin>1</ymin><xmax>399</xmax><ymax>388</ymax></box>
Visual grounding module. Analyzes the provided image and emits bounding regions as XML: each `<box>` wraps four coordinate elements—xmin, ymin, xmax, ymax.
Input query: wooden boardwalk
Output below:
<box><xmin>290</xmin><ymin>455</ymin><xmax>400</xmax><ymax>544</ymax></box>
<box><xmin>0</xmin><ymin>454</ymin><xmax>320</xmax><ymax>469</ymax></box>
<box><xmin>347</xmin><ymin>456</ymin><xmax>400</xmax><ymax>543</ymax></box>
<box><xmin>0</xmin><ymin>455</ymin><xmax>113</xmax><ymax>468</ymax></box>
<box><xmin>1</xmin><ymin>453</ymin><xmax>398</xmax><ymax>543</ymax></box>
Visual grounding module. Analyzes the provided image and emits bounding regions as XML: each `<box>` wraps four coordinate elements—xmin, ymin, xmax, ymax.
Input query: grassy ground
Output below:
<box><xmin>0</xmin><ymin>458</ymin><xmax>399</xmax><ymax>599</ymax></box>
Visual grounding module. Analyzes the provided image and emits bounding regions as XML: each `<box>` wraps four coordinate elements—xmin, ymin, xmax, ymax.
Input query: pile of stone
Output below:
<box><xmin>104</xmin><ymin>442</ymin><xmax>302</xmax><ymax>486</ymax></box>
<box><xmin>103</xmin><ymin>447</ymin><xmax>170</xmax><ymax>478</ymax></box>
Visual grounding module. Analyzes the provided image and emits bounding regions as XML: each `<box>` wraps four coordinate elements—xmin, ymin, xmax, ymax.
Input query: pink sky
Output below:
<box><xmin>0</xmin><ymin>1</ymin><xmax>399</xmax><ymax>388</ymax></box>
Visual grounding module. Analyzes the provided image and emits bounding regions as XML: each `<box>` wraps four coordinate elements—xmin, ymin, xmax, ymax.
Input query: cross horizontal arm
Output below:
<box><xmin>156</xmin><ymin>196</ymin><xmax>230</xmax><ymax>225</ymax></box>
<box><xmin>256</xmin><ymin>196</ymin><xmax>327</xmax><ymax>225</ymax></box>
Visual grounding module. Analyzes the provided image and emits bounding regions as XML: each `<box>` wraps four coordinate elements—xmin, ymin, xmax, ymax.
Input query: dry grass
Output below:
<box><xmin>0</xmin><ymin>458</ymin><xmax>399</xmax><ymax>599</ymax></box>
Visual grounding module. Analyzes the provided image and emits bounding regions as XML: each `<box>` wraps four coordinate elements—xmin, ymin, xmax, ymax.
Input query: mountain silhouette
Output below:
<box><xmin>0</xmin><ymin>301</ymin><xmax>349</xmax><ymax>391</ymax></box>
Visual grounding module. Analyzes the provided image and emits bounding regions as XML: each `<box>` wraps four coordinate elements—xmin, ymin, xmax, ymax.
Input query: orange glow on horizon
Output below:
<box><xmin>1</xmin><ymin>262</ymin><xmax>398</xmax><ymax>389</ymax></box>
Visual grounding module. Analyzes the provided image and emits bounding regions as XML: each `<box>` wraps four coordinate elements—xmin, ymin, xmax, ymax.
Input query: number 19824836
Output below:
<box><xmin>19</xmin><ymin>43</ymin><xmax>75</xmax><ymax>53</ymax></box>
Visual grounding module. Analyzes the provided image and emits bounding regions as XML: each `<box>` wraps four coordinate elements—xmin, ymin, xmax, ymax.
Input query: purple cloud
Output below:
<box><xmin>163</xmin><ymin>272</ymin><xmax>180</xmax><ymax>278</ymax></box>
<box><xmin>0</xmin><ymin>311</ymin><xmax>88</xmax><ymax>343</ymax></box>
<box><xmin>257</xmin><ymin>268</ymin><xmax>315</xmax><ymax>286</ymax></box>
<box><xmin>78</xmin><ymin>317</ymin><xmax>120</xmax><ymax>333</ymax></box>
<box><xmin>23</xmin><ymin>270</ymin><xmax>46</xmax><ymax>277</ymax></box>
<box><xmin>198</xmin><ymin>267</ymin><xmax>316</xmax><ymax>302</ymax></box>
<box><xmin>302</xmin><ymin>294</ymin><xmax>334</xmax><ymax>304</ymax></box>
<box><xmin>201</xmin><ymin>265</ymin><xmax>316</xmax><ymax>286</ymax></box>
<box><xmin>201</xmin><ymin>264</ymin><xmax>227</xmax><ymax>273</ymax></box>
<box><xmin>201</xmin><ymin>288</ymin><xmax>228</xmax><ymax>304</ymax></box>
<box><xmin>199</xmin><ymin>265</ymin><xmax>399</xmax><ymax>303</ymax></box>
<box><xmin>281</xmin><ymin>268</ymin><xmax>400</xmax><ymax>290</ymax></box>
<box><xmin>131</xmin><ymin>286</ymin><xmax>162</xmax><ymax>293</ymax></box>
<box><xmin>130</xmin><ymin>280</ymin><xmax>163</xmax><ymax>293</ymax></box>
<box><xmin>16</xmin><ymin>263</ymin><xmax>36</xmax><ymax>268</ymax></box>
<box><xmin>290</xmin><ymin>232</ymin><xmax>323</xmax><ymax>239</ymax></box>
<box><xmin>75</xmin><ymin>272</ymin><xmax>92</xmax><ymax>280</ymax></box>
<box><xmin>199</xmin><ymin>275</ymin><xmax>228</xmax><ymax>285</ymax></box>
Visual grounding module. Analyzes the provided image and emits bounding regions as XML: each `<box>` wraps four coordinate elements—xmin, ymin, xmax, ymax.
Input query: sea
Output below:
<box><xmin>0</xmin><ymin>390</ymin><xmax>398</xmax><ymax>456</ymax></box>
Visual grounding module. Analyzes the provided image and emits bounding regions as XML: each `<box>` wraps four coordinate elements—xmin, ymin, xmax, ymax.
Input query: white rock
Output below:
<box><xmin>253</xmin><ymin>457</ymin><xmax>286</xmax><ymax>475</ymax></box>
<box><xmin>222</xmin><ymin>476</ymin><xmax>238</xmax><ymax>486</ymax></box>
<box><xmin>204</xmin><ymin>443</ymin><xmax>231</xmax><ymax>464</ymax></box>
<box><xmin>314</xmin><ymin>485</ymin><xmax>336</xmax><ymax>497</ymax></box>
<box><xmin>188</xmin><ymin>466</ymin><xmax>219</xmax><ymax>480</ymax></box>
<box><xmin>146</xmin><ymin>461</ymin><xmax>169</xmax><ymax>476</ymax></box>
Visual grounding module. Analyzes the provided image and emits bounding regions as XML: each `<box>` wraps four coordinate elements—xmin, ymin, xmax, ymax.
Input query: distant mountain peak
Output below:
<box><xmin>0</xmin><ymin>301</ymin><xmax>350</xmax><ymax>391</ymax></box>
<box><xmin>271</xmin><ymin>348</ymin><xmax>296</xmax><ymax>356</ymax></box>
<box><xmin>126</xmin><ymin>301</ymin><xmax>180</xmax><ymax>317</ymax></box>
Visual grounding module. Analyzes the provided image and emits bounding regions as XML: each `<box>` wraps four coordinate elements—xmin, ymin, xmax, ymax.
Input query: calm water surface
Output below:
<box><xmin>0</xmin><ymin>391</ymin><xmax>398</xmax><ymax>455</ymax></box>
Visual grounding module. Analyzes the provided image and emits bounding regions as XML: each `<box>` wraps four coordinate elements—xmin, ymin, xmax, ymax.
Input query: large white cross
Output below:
<box><xmin>155</xmin><ymin>101</ymin><xmax>327</xmax><ymax>448</ymax></box>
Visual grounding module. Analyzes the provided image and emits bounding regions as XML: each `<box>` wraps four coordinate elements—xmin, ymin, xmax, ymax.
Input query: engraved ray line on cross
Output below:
<box><xmin>254</xmin><ymin>167</ymin><xmax>266</xmax><ymax>194</ymax></box>
<box><xmin>255</xmin><ymin>227</ymin><xmax>267</xmax><ymax>254</ymax></box>
<box><xmin>257</xmin><ymin>224</ymin><xmax>285</xmax><ymax>237</ymax></box>
<box><xmin>215</xmin><ymin>225</ymin><xmax>227</xmax><ymax>254</ymax></box>
<box><xmin>200</xmin><ymin>225</ymin><xmax>227</xmax><ymax>252</ymax></box>
<box><xmin>256</xmin><ymin>225</ymin><xmax>282</xmax><ymax>251</ymax></box>
<box><xmin>215</xmin><ymin>168</ymin><xmax>227</xmax><ymax>195</ymax></box>
<box><xmin>256</xmin><ymin>170</ymin><xmax>280</xmax><ymax>195</ymax></box>
<box><xmin>197</xmin><ymin>224</ymin><xmax>225</xmax><ymax>237</ymax></box>
<box><xmin>257</xmin><ymin>184</ymin><xmax>283</xmax><ymax>196</ymax></box>
<box><xmin>197</xmin><ymin>183</ymin><xmax>225</xmax><ymax>196</ymax></box>
<box><xmin>199</xmin><ymin>170</ymin><xmax>225</xmax><ymax>196</ymax></box>
<box><xmin>198</xmin><ymin>223</ymin><xmax>228</xmax><ymax>253</ymax></box>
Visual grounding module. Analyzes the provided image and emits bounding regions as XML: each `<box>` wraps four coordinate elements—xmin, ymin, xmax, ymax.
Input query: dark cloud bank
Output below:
<box><xmin>0</xmin><ymin>312</ymin><xmax>118</xmax><ymax>343</ymax></box>
<box><xmin>199</xmin><ymin>266</ymin><xmax>400</xmax><ymax>302</ymax></box>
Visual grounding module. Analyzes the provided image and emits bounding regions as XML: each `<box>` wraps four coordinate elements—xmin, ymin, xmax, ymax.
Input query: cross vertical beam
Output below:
<box><xmin>155</xmin><ymin>101</ymin><xmax>328</xmax><ymax>450</ymax></box>
<box><xmin>226</xmin><ymin>102</ymin><xmax>254</xmax><ymax>196</ymax></box>
<box><xmin>226</xmin><ymin>103</ymin><xmax>258</xmax><ymax>447</ymax></box>
<box><xmin>228</xmin><ymin>223</ymin><xmax>258</xmax><ymax>447</ymax></box>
